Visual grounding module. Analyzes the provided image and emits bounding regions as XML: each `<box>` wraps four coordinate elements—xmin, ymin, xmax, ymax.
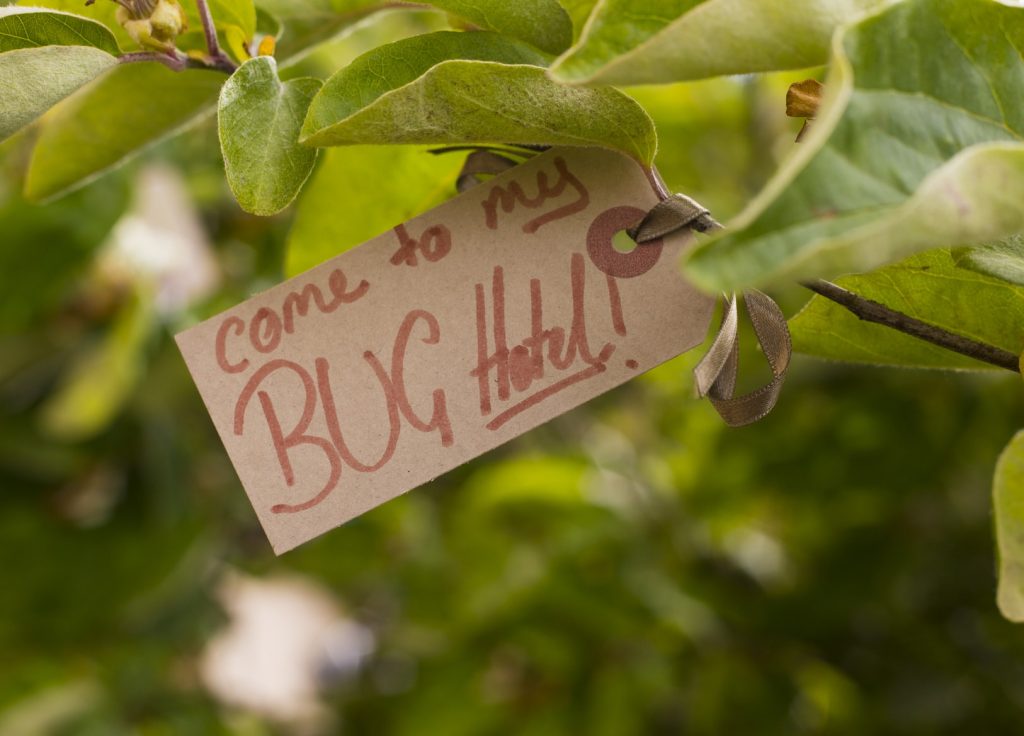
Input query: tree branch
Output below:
<box><xmin>802</xmin><ymin>279</ymin><xmax>1020</xmax><ymax>373</ymax></box>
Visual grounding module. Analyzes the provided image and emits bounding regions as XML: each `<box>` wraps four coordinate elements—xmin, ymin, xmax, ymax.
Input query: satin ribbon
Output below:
<box><xmin>453</xmin><ymin>150</ymin><xmax>791</xmax><ymax>426</ymax></box>
<box><xmin>628</xmin><ymin>193</ymin><xmax>791</xmax><ymax>427</ymax></box>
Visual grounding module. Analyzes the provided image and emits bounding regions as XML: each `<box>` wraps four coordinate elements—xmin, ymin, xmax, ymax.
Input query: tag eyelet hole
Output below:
<box><xmin>612</xmin><ymin>229</ymin><xmax>638</xmax><ymax>254</ymax></box>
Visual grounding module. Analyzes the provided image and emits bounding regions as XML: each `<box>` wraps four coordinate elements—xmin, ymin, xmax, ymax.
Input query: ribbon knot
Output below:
<box><xmin>628</xmin><ymin>193</ymin><xmax>721</xmax><ymax>240</ymax></box>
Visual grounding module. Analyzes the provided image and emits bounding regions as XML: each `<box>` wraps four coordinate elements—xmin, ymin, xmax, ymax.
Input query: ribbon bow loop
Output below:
<box><xmin>694</xmin><ymin>291</ymin><xmax>791</xmax><ymax>427</ymax></box>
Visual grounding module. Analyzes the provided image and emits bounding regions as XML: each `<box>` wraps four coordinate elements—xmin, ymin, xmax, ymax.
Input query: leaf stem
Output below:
<box><xmin>195</xmin><ymin>0</ymin><xmax>220</xmax><ymax>57</ymax></box>
<box><xmin>194</xmin><ymin>0</ymin><xmax>237</xmax><ymax>72</ymax></box>
<box><xmin>801</xmin><ymin>279</ymin><xmax>1021</xmax><ymax>373</ymax></box>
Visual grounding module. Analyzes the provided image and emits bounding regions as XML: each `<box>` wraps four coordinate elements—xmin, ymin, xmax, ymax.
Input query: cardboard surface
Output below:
<box><xmin>176</xmin><ymin>147</ymin><xmax>715</xmax><ymax>553</ymax></box>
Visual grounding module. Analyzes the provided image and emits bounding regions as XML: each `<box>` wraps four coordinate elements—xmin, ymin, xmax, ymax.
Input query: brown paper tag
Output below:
<box><xmin>176</xmin><ymin>148</ymin><xmax>715</xmax><ymax>553</ymax></box>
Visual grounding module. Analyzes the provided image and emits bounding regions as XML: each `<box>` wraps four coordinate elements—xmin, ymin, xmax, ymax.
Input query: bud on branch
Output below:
<box><xmin>89</xmin><ymin>0</ymin><xmax>188</xmax><ymax>53</ymax></box>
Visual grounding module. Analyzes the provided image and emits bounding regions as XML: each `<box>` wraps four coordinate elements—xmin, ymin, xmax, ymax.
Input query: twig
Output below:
<box><xmin>802</xmin><ymin>279</ymin><xmax>1021</xmax><ymax>373</ymax></box>
<box><xmin>119</xmin><ymin>50</ymin><xmax>186</xmax><ymax>72</ymax></box>
<box><xmin>194</xmin><ymin>0</ymin><xmax>237</xmax><ymax>72</ymax></box>
<box><xmin>119</xmin><ymin>49</ymin><xmax>236</xmax><ymax>74</ymax></box>
<box><xmin>188</xmin><ymin>53</ymin><xmax>237</xmax><ymax>74</ymax></box>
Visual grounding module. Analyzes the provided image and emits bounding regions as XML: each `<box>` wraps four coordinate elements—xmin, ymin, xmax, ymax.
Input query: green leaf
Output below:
<box><xmin>0</xmin><ymin>46</ymin><xmax>117</xmax><ymax>144</ymax></box>
<box><xmin>685</xmin><ymin>0</ymin><xmax>1024</xmax><ymax>291</ymax></box>
<box><xmin>286</xmin><ymin>145</ymin><xmax>463</xmax><ymax>276</ymax></box>
<box><xmin>254</xmin><ymin>0</ymin><xmax>387</xmax><ymax>63</ymax></box>
<box><xmin>995</xmin><ymin>430</ymin><xmax>1024</xmax><ymax>622</ymax></box>
<box><xmin>255</xmin><ymin>0</ymin><xmax>571</xmax><ymax>61</ymax></box>
<box><xmin>301</xmin><ymin>31</ymin><xmax>656</xmax><ymax>164</ymax></box>
<box><xmin>200</xmin><ymin>0</ymin><xmax>257</xmax><ymax>40</ymax></box>
<box><xmin>19</xmin><ymin>1</ymin><xmax>253</xmax><ymax>56</ymax></box>
<box><xmin>0</xmin><ymin>170</ymin><xmax>130</xmax><ymax>333</ymax></box>
<box><xmin>218</xmin><ymin>57</ymin><xmax>321</xmax><ymax>216</ymax></box>
<box><xmin>955</xmin><ymin>236</ymin><xmax>1024</xmax><ymax>287</ymax></box>
<box><xmin>460</xmin><ymin>456</ymin><xmax>589</xmax><ymax>510</ymax></box>
<box><xmin>255</xmin><ymin>5</ymin><xmax>281</xmax><ymax>37</ymax></box>
<box><xmin>39</xmin><ymin>291</ymin><xmax>154</xmax><ymax>441</ymax></box>
<box><xmin>0</xmin><ymin>7</ymin><xmax>120</xmax><ymax>54</ymax></box>
<box><xmin>789</xmin><ymin>248</ymin><xmax>1024</xmax><ymax>371</ymax></box>
<box><xmin>224</xmin><ymin>24</ymin><xmax>251</xmax><ymax>62</ymax></box>
<box><xmin>25</xmin><ymin>63</ymin><xmax>224</xmax><ymax>202</ymax></box>
<box><xmin>557</xmin><ymin>0</ymin><xmax>599</xmax><ymax>40</ymax></box>
<box><xmin>0</xmin><ymin>7</ymin><xmax>124</xmax><ymax>142</ymax></box>
<box><xmin>171</xmin><ymin>0</ymin><xmax>256</xmax><ymax>57</ymax></box>
<box><xmin>428</xmin><ymin>0</ymin><xmax>572</xmax><ymax>55</ymax></box>
<box><xmin>19</xmin><ymin>0</ymin><xmax>133</xmax><ymax>50</ymax></box>
<box><xmin>549</xmin><ymin>0</ymin><xmax>894</xmax><ymax>85</ymax></box>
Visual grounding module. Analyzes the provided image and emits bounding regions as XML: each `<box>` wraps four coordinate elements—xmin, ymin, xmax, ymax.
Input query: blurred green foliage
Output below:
<box><xmin>2</xmin><ymin>9</ymin><xmax>1024</xmax><ymax>736</ymax></box>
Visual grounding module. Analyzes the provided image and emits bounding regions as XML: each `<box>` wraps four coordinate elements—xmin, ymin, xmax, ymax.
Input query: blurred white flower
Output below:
<box><xmin>98</xmin><ymin>164</ymin><xmax>219</xmax><ymax>315</ymax></box>
<box><xmin>723</xmin><ymin>527</ymin><xmax>789</xmax><ymax>585</ymax></box>
<box><xmin>200</xmin><ymin>571</ymin><xmax>374</xmax><ymax>727</ymax></box>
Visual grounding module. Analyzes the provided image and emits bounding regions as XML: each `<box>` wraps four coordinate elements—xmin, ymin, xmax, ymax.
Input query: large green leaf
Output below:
<box><xmin>789</xmin><ymin>249</ymin><xmax>1024</xmax><ymax>371</ymax></box>
<box><xmin>255</xmin><ymin>0</ymin><xmax>384</xmax><ymax>63</ymax></box>
<box><xmin>24</xmin><ymin>63</ymin><xmax>224</xmax><ymax>202</ymax></box>
<box><xmin>19</xmin><ymin>0</ymin><xmax>133</xmax><ymax>50</ymax></box>
<box><xmin>428</xmin><ymin>0</ymin><xmax>572</xmax><ymax>55</ymax></box>
<box><xmin>256</xmin><ymin>0</ymin><xmax>571</xmax><ymax>61</ymax></box>
<box><xmin>995</xmin><ymin>431</ymin><xmax>1024</xmax><ymax>623</ymax></box>
<box><xmin>0</xmin><ymin>6</ymin><xmax>123</xmax><ymax>141</ymax></box>
<box><xmin>0</xmin><ymin>7</ymin><xmax>120</xmax><ymax>53</ymax></box>
<box><xmin>218</xmin><ymin>56</ymin><xmax>321</xmax><ymax>215</ymax></box>
<box><xmin>0</xmin><ymin>46</ymin><xmax>117</xmax><ymax>144</ymax></box>
<box><xmin>549</xmin><ymin>0</ymin><xmax>893</xmax><ymax>85</ymax></box>
<box><xmin>685</xmin><ymin>0</ymin><xmax>1024</xmax><ymax>291</ymax></box>
<box><xmin>286</xmin><ymin>145</ymin><xmax>463</xmax><ymax>276</ymax></box>
<box><xmin>557</xmin><ymin>0</ymin><xmax>599</xmax><ymax>40</ymax></box>
<box><xmin>301</xmin><ymin>31</ymin><xmax>656</xmax><ymax>164</ymax></box>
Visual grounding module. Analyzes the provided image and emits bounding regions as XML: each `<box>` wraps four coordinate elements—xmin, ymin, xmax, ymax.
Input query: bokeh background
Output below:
<box><xmin>3</xmin><ymin>9</ymin><xmax>1024</xmax><ymax>735</ymax></box>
